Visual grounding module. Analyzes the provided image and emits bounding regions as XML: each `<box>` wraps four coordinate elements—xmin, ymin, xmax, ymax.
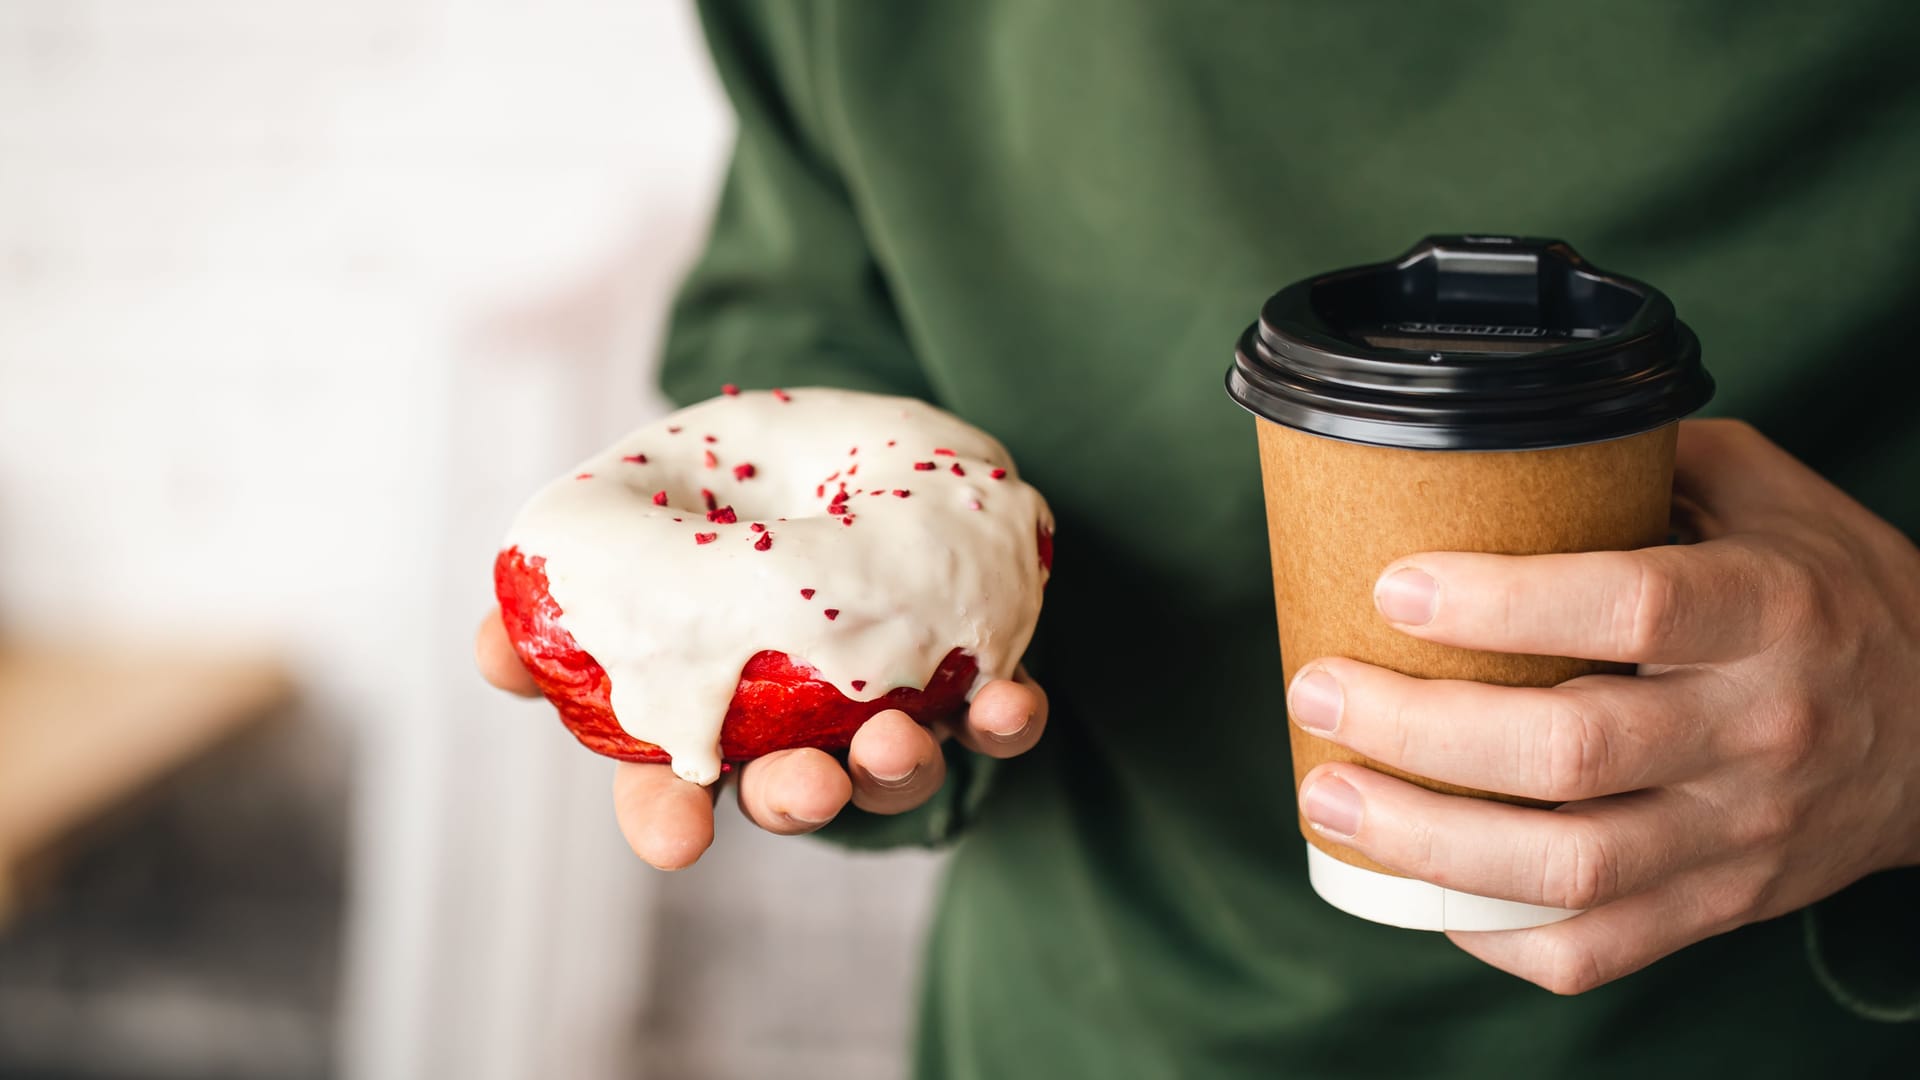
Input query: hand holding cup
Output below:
<box><xmin>1290</xmin><ymin>419</ymin><xmax>1920</xmax><ymax>993</ymax></box>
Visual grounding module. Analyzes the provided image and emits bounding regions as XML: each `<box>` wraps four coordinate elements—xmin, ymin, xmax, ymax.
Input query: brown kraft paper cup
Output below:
<box><xmin>1226</xmin><ymin>235</ymin><xmax>1714</xmax><ymax>930</ymax></box>
<box><xmin>1256</xmin><ymin>419</ymin><xmax>1676</xmax><ymax>868</ymax></box>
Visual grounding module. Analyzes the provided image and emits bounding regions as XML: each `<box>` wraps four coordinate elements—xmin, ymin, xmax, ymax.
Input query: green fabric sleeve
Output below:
<box><xmin>1804</xmin><ymin>867</ymin><xmax>1920</xmax><ymax>1022</ymax></box>
<box><xmin>661</xmin><ymin>0</ymin><xmax>933</xmax><ymax>405</ymax></box>
<box><xmin>660</xmin><ymin>0</ymin><xmax>994</xmax><ymax>849</ymax></box>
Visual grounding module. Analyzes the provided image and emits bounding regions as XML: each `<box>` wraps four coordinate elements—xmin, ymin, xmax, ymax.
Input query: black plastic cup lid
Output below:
<box><xmin>1226</xmin><ymin>235</ymin><xmax>1713</xmax><ymax>450</ymax></box>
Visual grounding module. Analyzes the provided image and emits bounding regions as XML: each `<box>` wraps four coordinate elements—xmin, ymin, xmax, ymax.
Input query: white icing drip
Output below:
<box><xmin>504</xmin><ymin>388</ymin><xmax>1053</xmax><ymax>784</ymax></box>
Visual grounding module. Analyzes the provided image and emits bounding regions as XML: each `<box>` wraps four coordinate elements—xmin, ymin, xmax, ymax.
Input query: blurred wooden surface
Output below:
<box><xmin>0</xmin><ymin>641</ymin><xmax>294</xmax><ymax>919</ymax></box>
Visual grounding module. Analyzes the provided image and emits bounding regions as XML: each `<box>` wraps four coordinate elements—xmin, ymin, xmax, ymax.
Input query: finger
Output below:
<box><xmin>476</xmin><ymin>610</ymin><xmax>541</xmax><ymax>697</ymax></box>
<box><xmin>612</xmin><ymin>762</ymin><xmax>715</xmax><ymax>871</ymax></box>
<box><xmin>1447</xmin><ymin>860</ymin><xmax>1759</xmax><ymax>995</ymax></box>
<box><xmin>1288</xmin><ymin>660</ymin><xmax>1726</xmax><ymax>801</ymax></box>
<box><xmin>954</xmin><ymin>670</ymin><xmax>1048</xmax><ymax>758</ymax></box>
<box><xmin>1373</xmin><ymin>539</ymin><xmax>1789</xmax><ymax>664</ymax></box>
<box><xmin>736</xmin><ymin>748</ymin><xmax>852</xmax><ymax>835</ymax></box>
<box><xmin>1296</xmin><ymin>764</ymin><xmax>1721</xmax><ymax>911</ymax></box>
<box><xmin>848</xmin><ymin>710</ymin><xmax>948</xmax><ymax>814</ymax></box>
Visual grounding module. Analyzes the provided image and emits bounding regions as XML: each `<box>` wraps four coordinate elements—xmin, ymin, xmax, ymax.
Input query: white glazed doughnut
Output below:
<box><xmin>501</xmin><ymin>387</ymin><xmax>1054</xmax><ymax>784</ymax></box>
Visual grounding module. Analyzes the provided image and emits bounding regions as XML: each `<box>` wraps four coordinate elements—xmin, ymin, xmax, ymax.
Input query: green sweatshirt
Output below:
<box><xmin>659</xmin><ymin>2</ymin><xmax>1920</xmax><ymax>1075</ymax></box>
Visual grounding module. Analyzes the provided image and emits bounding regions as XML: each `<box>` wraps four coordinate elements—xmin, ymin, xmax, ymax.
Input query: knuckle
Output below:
<box><xmin>1538</xmin><ymin>823</ymin><xmax>1618</xmax><ymax>911</ymax></box>
<box><xmin>1775</xmin><ymin>704</ymin><xmax>1820</xmax><ymax>762</ymax></box>
<box><xmin>1616</xmin><ymin>558</ymin><xmax>1682</xmax><ymax>660</ymax></box>
<box><xmin>1398</xmin><ymin>814</ymin><xmax>1448</xmax><ymax>884</ymax></box>
<box><xmin>1383</xmin><ymin>690</ymin><xmax>1422</xmax><ymax>768</ymax></box>
<box><xmin>1541</xmin><ymin>697</ymin><xmax>1614</xmax><ymax>799</ymax></box>
<box><xmin>1774</xmin><ymin>549</ymin><xmax>1823</xmax><ymax>607</ymax></box>
<box><xmin>1712</xmin><ymin>868</ymin><xmax>1781</xmax><ymax>926</ymax></box>
<box><xmin>1767</xmin><ymin>555</ymin><xmax>1827</xmax><ymax>638</ymax></box>
<box><xmin>1536</xmin><ymin>938</ymin><xmax>1608</xmax><ymax>996</ymax></box>
<box><xmin>1730</xmin><ymin>792</ymin><xmax>1798</xmax><ymax>853</ymax></box>
<box><xmin>1755</xmin><ymin>698</ymin><xmax>1820</xmax><ymax>768</ymax></box>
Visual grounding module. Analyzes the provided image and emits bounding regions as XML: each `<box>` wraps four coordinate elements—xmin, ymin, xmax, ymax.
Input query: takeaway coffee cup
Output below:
<box><xmin>1226</xmin><ymin>235</ymin><xmax>1714</xmax><ymax>931</ymax></box>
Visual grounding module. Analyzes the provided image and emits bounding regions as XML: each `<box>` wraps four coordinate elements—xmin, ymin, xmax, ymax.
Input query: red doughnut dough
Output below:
<box><xmin>493</xmin><ymin>546</ymin><xmax>980</xmax><ymax>766</ymax></box>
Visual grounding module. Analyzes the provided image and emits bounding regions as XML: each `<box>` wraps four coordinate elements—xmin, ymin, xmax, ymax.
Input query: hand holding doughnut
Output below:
<box><xmin>479</xmin><ymin>388</ymin><xmax>1055</xmax><ymax>867</ymax></box>
<box><xmin>476</xmin><ymin>611</ymin><xmax>1048</xmax><ymax>867</ymax></box>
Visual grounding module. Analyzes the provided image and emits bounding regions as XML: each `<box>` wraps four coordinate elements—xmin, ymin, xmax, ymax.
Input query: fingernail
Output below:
<box><xmin>786</xmin><ymin>807</ymin><xmax>834</xmax><ymax>825</ymax></box>
<box><xmin>1376</xmin><ymin>567</ymin><xmax>1437</xmax><ymax>625</ymax></box>
<box><xmin>1288</xmin><ymin>669</ymin><xmax>1342</xmax><ymax>734</ymax></box>
<box><xmin>1300</xmin><ymin>775</ymin><xmax>1363</xmax><ymax>839</ymax></box>
<box><xmin>985</xmin><ymin>713</ymin><xmax>1033</xmax><ymax>743</ymax></box>
<box><xmin>867</xmin><ymin>764</ymin><xmax>917</xmax><ymax>788</ymax></box>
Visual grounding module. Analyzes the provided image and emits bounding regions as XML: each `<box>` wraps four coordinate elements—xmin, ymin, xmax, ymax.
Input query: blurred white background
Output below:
<box><xmin>0</xmin><ymin>2</ymin><xmax>943</xmax><ymax>1077</ymax></box>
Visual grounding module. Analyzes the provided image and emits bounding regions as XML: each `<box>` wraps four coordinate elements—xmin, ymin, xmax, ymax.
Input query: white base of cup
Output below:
<box><xmin>1305</xmin><ymin>845</ymin><xmax>1579</xmax><ymax>932</ymax></box>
